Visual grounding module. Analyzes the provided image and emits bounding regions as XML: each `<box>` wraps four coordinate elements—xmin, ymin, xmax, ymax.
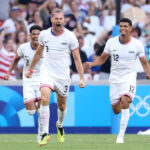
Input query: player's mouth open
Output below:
<box><xmin>56</xmin><ymin>24</ymin><xmax>61</xmax><ymax>27</ymax></box>
<box><xmin>34</xmin><ymin>39</ymin><xmax>38</xmax><ymax>42</ymax></box>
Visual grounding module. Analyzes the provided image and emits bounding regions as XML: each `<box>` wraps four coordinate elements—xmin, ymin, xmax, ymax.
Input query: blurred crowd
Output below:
<box><xmin>0</xmin><ymin>0</ymin><xmax>150</xmax><ymax>81</ymax></box>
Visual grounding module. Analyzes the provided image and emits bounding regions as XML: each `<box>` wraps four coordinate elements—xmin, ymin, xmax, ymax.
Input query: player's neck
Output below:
<box><xmin>31</xmin><ymin>43</ymin><xmax>38</xmax><ymax>50</ymax></box>
<box><xmin>119</xmin><ymin>35</ymin><xmax>131</xmax><ymax>44</ymax></box>
<box><xmin>51</xmin><ymin>27</ymin><xmax>64</xmax><ymax>36</ymax></box>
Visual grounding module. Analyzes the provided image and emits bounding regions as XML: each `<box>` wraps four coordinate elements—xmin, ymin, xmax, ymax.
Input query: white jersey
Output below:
<box><xmin>104</xmin><ymin>36</ymin><xmax>145</xmax><ymax>83</ymax></box>
<box><xmin>38</xmin><ymin>27</ymin><xmax>78</xmax><ymax>79</ymax></box>
<box><xmin>17</xmin><ymin>42</ymin><xmax>42</xmax><ymax>85</ymax></box>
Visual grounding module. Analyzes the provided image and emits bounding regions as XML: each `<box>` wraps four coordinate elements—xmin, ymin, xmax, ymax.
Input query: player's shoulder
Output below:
<box><xmin>106</xmin><ymin>36</ymin><xmax>119</xmax><ymax>44</ymax></box>
<box><xmin>18</xmin><ymin>42</ymin><xmax>30</xmax><ymax>49</ymax></box>
<box><xmin>131</xmin><ymin>37</ymin><xmax>143</xmax><ymax>46</ymax></box>
<box><xmin>40</xmin><ymin>28</ymin><xmax>50</xmax><ymax>36</ymax></box>
<box><xmin>64</xmin><ymin>28</ymin><xmax>75</xmax><ymax>36</ymax></box>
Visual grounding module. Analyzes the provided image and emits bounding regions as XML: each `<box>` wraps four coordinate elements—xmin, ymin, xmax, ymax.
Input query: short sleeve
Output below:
<box><xmin>69</xmin><ymin>32</ymin><xmax>79</xmax><ymax>51</ymax></box>
<box><xmin>17</xmin><ymin>45</ymin><xmax>23</xmax><ymax>57</ymax></box>
<box><xmin>38</xmin><ymin>31</ymin><xmax>45</xmax><ymax>46</ymax></box>
<box><xmin>137</xmin><ymin>41</ymin><xmax>145</xmax><ymax>58</ymax></box>
<box><xmin>104</xmin><ymin>39</ymin><xmax>111</xmax><ymax>54</ymax></box>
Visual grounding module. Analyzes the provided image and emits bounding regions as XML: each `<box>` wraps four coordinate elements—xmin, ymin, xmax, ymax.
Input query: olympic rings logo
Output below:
<box><xmin>130</xmin><ymin>95</ymin><xmax>150</xmax><ymax>117</ymax></box>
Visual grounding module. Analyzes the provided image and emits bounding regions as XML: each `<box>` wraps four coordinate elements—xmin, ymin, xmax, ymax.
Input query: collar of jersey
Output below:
<box><xmin>119</xmin><ymin>36</ymin><xmax>131</xmax><ymax>45</ymax></box>
<box><xmin>51</xmin><ymin>28</ymin><xmax>64</xmax><ymax>36</ymax></box>
<box><xmin>30</xmin><ymin>42</ymin><xmax>35</xmax><ymax>50</ymax></box>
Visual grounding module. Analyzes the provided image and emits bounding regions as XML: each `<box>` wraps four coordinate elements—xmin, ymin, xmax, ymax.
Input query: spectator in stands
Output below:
<box><xmin>0</xmin><ymin>27</ymin><xmax>16</xmax><ymax>80</ymax></box>
<box><xmin>141</xmin><ymin>0</ymin><xmax>150</xmax><ymax>14</ymax></box>
<box><xmin>59</xmin><ymin>0</ymin><xmax>72</xmax><ymax>14</ymax></box>
<box><xmin>15</xmin><ymin>30</ymin><xmax>28</xmax><ymax>49</ymax></box>
<box><xmin>70</xmin><ymin>35</ymin><xmax>87</xmax><ymax>74</ymax></box>
<box><xmin>28</xmin><ymin>10</ymin><xmax>44</xmax><ymax>31</ymax></box>
<box><xmin>38</xmin><ymin>0</ymin><xmax>59</xmax><ymax>29</ymax></box>
<box><xmin>0</xmin><ymin>0</ymin><xmax>16</xmax><ymax>20</ymax></box>
<box><xmin>25</xmin><ymin>0</ymin><xmax>38</xmax><ymax>24</ymax></box>
<box><xmin>69</xmin><ymin>1</ymin><xmax>86</xmax><ymax>24</ymax></box>
<box><xmin>1</xmin><ymin>5</ymin><xmax>28</xmax><ymax>38</ymax></box>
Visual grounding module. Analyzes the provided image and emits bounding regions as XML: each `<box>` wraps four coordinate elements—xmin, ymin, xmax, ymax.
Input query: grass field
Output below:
<box><xmin>0</xmin><ymin>134</ymin><xmax>150</xmax><ymax>150</ymax></box>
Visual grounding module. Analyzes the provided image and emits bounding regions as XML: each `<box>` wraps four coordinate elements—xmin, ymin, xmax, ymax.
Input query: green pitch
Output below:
<box><xmin>0</xmin><ymin>134</ymin><xmax>150</xmax><ymax>150</ymax></box>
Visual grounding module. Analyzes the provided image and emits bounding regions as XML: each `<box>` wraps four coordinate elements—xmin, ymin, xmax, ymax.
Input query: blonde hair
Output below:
<box><xmin>51</xmin><ymin>8</ymin><xmax>64</xmax><ymax>16</ymax></box>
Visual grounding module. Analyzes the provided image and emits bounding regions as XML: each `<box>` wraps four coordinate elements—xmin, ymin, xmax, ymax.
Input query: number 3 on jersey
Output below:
<box><xmin>64</xmin><ymin>85</ymin><xmax>68</xmax><ymax>94</ymax></box>
<box><xmin>113</xmin><ymin>54</ymin><xmax>119</xmax><ymax>61</ymax></box>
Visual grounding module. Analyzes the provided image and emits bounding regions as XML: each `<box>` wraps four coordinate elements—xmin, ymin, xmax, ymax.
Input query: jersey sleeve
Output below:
<box><xmin>137</xmin><ymin>41</ymin><xmax>145</xmax><ymax>58</ymax></box>
<box><xmin>17</xmin><ymin>45</ymin><xmax>23</xmax><ymax>57</ymax></box>
<box><xmin>104</xmin><ymin>39</ymin><xmax>111</xmax><ymax>54</ymax></box>
<box><xmin>69</xmin><ymin>32</ymin><xmax>79</xmax><ymax>51</ymax></box>
<box><xmin>38</xmin><ymin>31</ymin><xmax>45</xmax><ymax>46</ymax></box>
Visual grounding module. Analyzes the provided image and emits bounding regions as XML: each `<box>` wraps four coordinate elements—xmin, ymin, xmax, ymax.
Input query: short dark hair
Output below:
<box><xmin>119</xmin><ymin>18</ymin><xmax>132</xmax><ymax>26</ymax></box>
<box><xmin>29</xmin><ymin>25</ymin><xmax>42</xmax><ymax>33</ymax></box>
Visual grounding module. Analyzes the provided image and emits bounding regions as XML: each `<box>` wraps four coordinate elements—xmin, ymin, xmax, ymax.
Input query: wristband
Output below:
<box><xmin>28</xmin><ymin>69</ymin><xmax>34</xmax><ymax>73</ymax></box>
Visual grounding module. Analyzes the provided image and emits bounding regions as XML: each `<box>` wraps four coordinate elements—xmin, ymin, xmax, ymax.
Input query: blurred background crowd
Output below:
<box><xmin>0</xmin><ymin>0</ymin><xmax>150</xmax><ymax>81</ymax></box>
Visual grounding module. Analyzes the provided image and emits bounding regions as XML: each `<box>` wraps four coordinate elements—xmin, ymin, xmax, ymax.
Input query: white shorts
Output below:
<box><xmin>23</xmin><ymin>84</ymin><xmax>41</xmax><ymax>104</ymax></box>
<box><xmin>40</xmin><ymin>73</ymin><xmax>71</xmax><ymax>97</ymax></box>
<box><xmin>110</xmin><ymin>82</ymin><xmax>136</xmax><ymax>105</ymax></box>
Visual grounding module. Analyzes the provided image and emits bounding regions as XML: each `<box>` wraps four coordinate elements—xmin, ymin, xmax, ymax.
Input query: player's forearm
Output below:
<box><xmin>140</xmin><ymin>56</ymin><xmax>150</xmax><ymax>77</ymax></box>
<box><xmin>143</xmin><ymin>63</ymin><xmax>150</xmax><ymax>77</ymax></box>
<box><xmin>29</xmin><ymin>45</ymin><xmax>43</xmax><ymax>70</ymax></box>
<box><xmin>75</xmin><ymin>60</ymin><xmax>84</xmax><ymax>81</ymax></box>
<box><xmin>8</xmin><ymin>58</ymin><xmax>20</xmax><ymax>74</ymax></box>
<box><xmin>29</xmin><ymin>51</ymin><xmax>42</xmax><ymax>70</ymax></box>
<box><xmin>91</xmin><ymin>56</ymin><xmax>106</xmax><ymax>67</ymax></box>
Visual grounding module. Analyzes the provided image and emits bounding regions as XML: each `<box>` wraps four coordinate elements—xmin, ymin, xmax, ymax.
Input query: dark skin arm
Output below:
<box><xmin>139</xmin><ymin>56</ymin><xmax>150</xmax><ymax>79</ymax></box>
<box><xmin>4</xmin><ymin>53</ymin><xmax>21</xmax><ymax>80</ymax></box>
<box><xmin>86</xmin><ymin>52</ymin><xmax>110</xmax><ymax>69</ymax></box>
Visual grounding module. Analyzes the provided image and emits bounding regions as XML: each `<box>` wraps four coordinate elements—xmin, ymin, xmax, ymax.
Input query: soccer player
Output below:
<box><xmin>4</xmin><ymin>25</ymin><xmax>43</xmax><ymax>143</ymax></box>
<box><xmin>86</xmin><ymin>18</ymin><xmax>150</xmax><ymax>143</ymax></box>
<box><xmin>25</xmin><ymin>8</ymin><xmax>85</xmax><ymax>146</ymax></box>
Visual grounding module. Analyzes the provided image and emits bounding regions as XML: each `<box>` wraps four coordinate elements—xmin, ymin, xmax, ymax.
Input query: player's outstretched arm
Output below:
<box><xmin>86</xmin><ymin>52</ymin><xmax>109</xmax><ymax>69</ymax></box>
<box><xmin>72</xmin><ymin>48</ymin><xmax>85</xmax><ymax>88</ymax></box>
<box><xmin>4</xmin><ymin>54</ymin><xmax>21</xmax><ymax>80</ymax></box>
<box><xmin>139</xmin><ymin>56</ymin><xmax>150</xmax><ymax>79</ymax></box>
<box><xmin>25</xmin><ymin>44</ymin><xmax>44</xmax><ymax>78</ymax></box>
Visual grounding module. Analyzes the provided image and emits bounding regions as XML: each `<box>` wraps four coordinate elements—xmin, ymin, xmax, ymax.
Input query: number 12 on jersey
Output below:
<box><xmin>113</xmin><ymin>54</ymin><xmax>119</xmax><ymax>61</ymax></box>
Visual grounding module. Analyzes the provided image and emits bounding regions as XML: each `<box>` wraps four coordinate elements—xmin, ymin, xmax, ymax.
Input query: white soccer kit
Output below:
<box><xmin>104</xmin><ymin>36</ymin><xmax>145</xmax><ymax>104</ymax></box>
<box><xmin>38</xmin><ymin>27</ymin><xmax>79</xmax><ymax>96</ymax></box>
<box><xmin>17</xmin><ymin>42</ymin><xmax>42</xmax><ymax>103</ymax></box>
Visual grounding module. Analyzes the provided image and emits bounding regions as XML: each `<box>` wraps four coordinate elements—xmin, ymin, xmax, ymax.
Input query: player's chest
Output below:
<box><xmin>110</xmin><ymin>45</ymin><xmax>137</xmax><ymax>61</ymax></box>
<box><xmin>23</xmin><ymin>50</ymin><xmax>35</xmax><ymax>61</ymax></box>
<box><xmin>43</xmin><ymin>37</ymin><xmax>69</xmax><ymax>52</ymax></box>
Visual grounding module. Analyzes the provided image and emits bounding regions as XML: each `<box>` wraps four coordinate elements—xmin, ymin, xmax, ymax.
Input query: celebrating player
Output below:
<box><xmin>25</xmin><ymin>8</ymin><xmax>85</xmax><ymax>146</ymax></box>
<box><xmin>86</xmin><ymin>18</ymin><xmax>150</xmax><ymax>143</ymax></box>
<box><xmin>4</xmin><ymin>25</ymin><xmax>43</xmax><ymax>143</ymax></box>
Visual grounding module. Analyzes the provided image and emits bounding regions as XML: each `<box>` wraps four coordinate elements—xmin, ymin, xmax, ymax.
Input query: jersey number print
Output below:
<box><xmin>113</xmin><ymin>54</ymin><xmax>119</xmax><ymax>61</ymax></box>
<box><xmin>26</xmin><ymin>59</ymin><xmax>29</xmax><ymax>66</ymax></box>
